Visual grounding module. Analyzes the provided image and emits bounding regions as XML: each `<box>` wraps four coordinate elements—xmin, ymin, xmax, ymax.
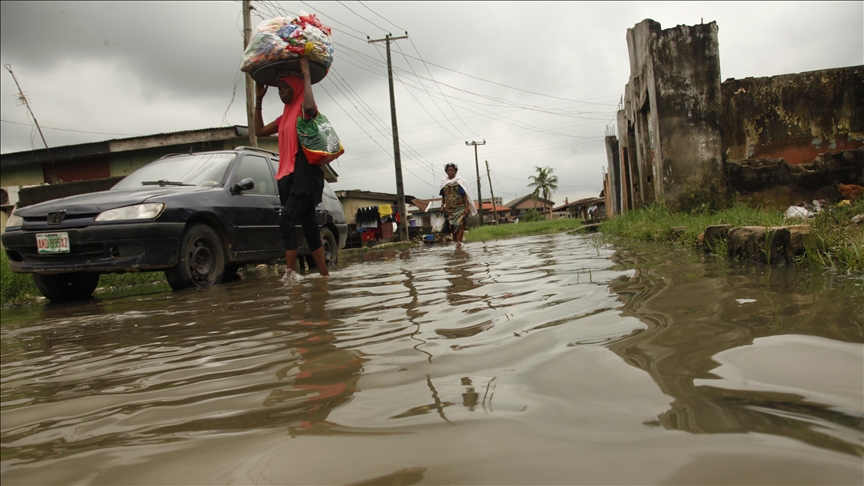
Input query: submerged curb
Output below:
<box><xmin>698</xmin><ymin>224</ymin><xmax>812</xmax><ymax>265</ymax></box>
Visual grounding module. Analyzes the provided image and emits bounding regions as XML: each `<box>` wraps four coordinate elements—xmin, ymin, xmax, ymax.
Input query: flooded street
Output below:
<box><xmin>2</xmin><ymin>233</ymin><xmax>862</xmax><ymax>485</ymax></box>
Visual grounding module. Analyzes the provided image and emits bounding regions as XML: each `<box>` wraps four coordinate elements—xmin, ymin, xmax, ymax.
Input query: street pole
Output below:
<box><xmin>465</xmin><ymin>140</ymin><xmax>485</xmax><ymax>224</ymax></box>
<box><xmin>369</xmin><ymin>33</ymin><xmax>409</xmax><ymax>242</ymax></box>
<box><xmin>242</xmin><ymin>0</ymin><xmax>257</xmax><ymax>147</ymax></box>
<box><xmin>485</xmin><ymin>160</ymin><xmax>499</xmax><ymax>225</ymax></box>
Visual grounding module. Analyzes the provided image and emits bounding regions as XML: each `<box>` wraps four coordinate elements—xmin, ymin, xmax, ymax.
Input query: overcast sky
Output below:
<box><xmin>1</xmin><ymin>1</ymin><xmax>862</xmax><ymax>205</ymax></box>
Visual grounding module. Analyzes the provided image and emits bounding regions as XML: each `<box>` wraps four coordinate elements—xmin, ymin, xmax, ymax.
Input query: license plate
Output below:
<box><xmin>36</xmin><ymin>232</ymin><xmax>70</xmax><ymax>254</ymax></box>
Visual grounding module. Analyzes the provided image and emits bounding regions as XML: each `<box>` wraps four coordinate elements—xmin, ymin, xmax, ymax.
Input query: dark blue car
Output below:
<box><xmin>2</xmin><ymin>147</ymin><xmax>347</xmax><ymax>301</ymax></box>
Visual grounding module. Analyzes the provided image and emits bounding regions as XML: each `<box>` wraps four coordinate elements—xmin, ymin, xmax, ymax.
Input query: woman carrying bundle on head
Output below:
<box><xmin>254</xmin><ymin>56</ymin><xmax>329</xmax><ymax>280</ymax></box>
<box><xmin>439</xmin><ymin>163</ymin><xmax>477</xmax><ymax>247</ymax></box>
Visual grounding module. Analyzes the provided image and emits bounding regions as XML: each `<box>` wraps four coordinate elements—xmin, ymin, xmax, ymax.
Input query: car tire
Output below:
<box><xmin>33</xmin><ymin>272</ymin><xmax>99</xmax><ymax>302</ymax></box>
<box><xmin>165</xmin><ymin>223</ymin><xmax>225</xmax><ymax>291</ymax></box>
<box><xmin>320</xmin><ymin>227</ymin><xmax>338</xmax><ymax>266</ymax></box>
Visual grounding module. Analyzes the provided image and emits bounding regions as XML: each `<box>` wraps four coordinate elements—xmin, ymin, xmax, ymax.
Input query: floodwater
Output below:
<box><xmin>1</xmin><ymin>233</ymin><xmax>862</xmax><ymax>485</ymax></box>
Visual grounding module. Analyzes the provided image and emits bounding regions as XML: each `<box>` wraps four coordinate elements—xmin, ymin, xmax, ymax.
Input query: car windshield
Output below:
<box><xmin>112</xmin><ymin>154</ymin><xmax>236</xmax><ymax>190</ymax></box>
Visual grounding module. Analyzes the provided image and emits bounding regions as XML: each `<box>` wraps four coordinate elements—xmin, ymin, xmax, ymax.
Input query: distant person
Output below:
<box><xmin>439</xmin><ymin>163</ymin><xmax>477</xmax><ymax>248</ymax></box>
<box><xmin>254</xmin><ymin>57</ymin><xmax>329</xmax><ymax>280</ymax></box>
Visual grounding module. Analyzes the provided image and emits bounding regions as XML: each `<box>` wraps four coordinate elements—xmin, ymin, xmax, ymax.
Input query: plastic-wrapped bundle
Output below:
<box><xmin>240</xmin><ymin>11</ymin><xmax>333</xmax><ymax>85</ymax></box>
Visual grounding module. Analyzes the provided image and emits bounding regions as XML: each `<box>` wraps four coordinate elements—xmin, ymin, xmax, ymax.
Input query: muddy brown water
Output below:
<box><xmin>1</xmin><ymin>233</ymin><xmax>862</xmax><ymax>485</ymax></box>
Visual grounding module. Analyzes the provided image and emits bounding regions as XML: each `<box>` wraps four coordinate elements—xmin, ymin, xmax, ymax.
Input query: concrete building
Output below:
<box><xmin>606</xmin><ymin>19</ymin><xmax>864</xmax><ymax>214</ymax></box>
<box><xmin>335</xmin><ymin>190</ymin><xmax>404</xmax><ymax>227</ymax></box>
<box><xmin>334</xmin><ymin>190</ymin><xmax>415</xmax><ymax>246</ymax></box>
<box><xmin>504</xmin><ymin>194</ymin><xmax>555</xmax><ymax>221</ymax></box>
<box><xmin>407</xmin><ymin>198</ymin><xmax>443</xmax><ymax>229</ymax></box>
<box><xmin>608</xmin><ymin>19</ymin><xmax>724</xmax><ymax>214</ymax></box>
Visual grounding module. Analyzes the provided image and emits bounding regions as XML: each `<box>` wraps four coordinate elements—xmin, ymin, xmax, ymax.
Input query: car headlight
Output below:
<box><xmin>95</xmin><ymin>203</ymin><xmax>165</xmax><ymax>222</ymax></box>
<box><xmin>6</xmin><ymin>212</ymin><xmax>23</xmax><ymax>228</ymax></box>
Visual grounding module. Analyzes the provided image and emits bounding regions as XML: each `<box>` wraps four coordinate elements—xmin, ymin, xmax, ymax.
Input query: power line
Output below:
<box><xmin>223</xmin><ymin>5</ymin><xmax>246</xmax><ymax>127</ymax></box>
<box><xmin>358</xmin><ymin>1</ymin><xmax>405</xmax><ymax>32</ymax></box>
<box><xmin>1</xmin><ymin>119</ymin><xmax>144</xmax><ymax>137</ymax></box>
<box><xmin>407</xmin><ymin>37</ymin><xmax>483</xmax><ymax>140</ymax></box>
<box><xmin>394</xmin><ymin>51</ymin><xmax>619</xmax><ymax>107</ymax></box>
<box><xmin>369</xmin><ymin>40</ymin><xmax>466</xmax><ymax>141</ymax></box>
<box><xmin>323</xmin><ymin>72</ymin><xmax>440</xmax><ymax>190</ymax></box>
<box><xmin>336</xmin><ymin>0</ymin><xmax>389</xmax><ymax>33</ymax></box>
<box><xmin>348</xmin><ymin>54</ymin><xmax>616</xmax><ymax>119</ymax></box>
<box><xmin>257</xmin><ymin>1</ymin><xmax>371</xmax><ymax>43</ymax></box>
<box><xmin>296</xmin><ymin>1</ymin><xmax>371</xmax><ymax>39</ymax></box>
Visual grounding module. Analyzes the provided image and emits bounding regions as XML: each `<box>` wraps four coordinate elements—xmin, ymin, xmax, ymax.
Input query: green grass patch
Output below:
<box><xmin>1</xmin><ymin>249</ymin><xmax>168</xmax><ymax>307</ymax></box>
<box><xmin>797</xmin><ymin>200</ymin><xmax>864</xmax><ymax>273</ymax></box>
<box><xmin>599</xmin><ymin>201</ymin><xmax>785</xmax><ymax>247</ymax></box>
<box><xmin>465</xmin><ymin>218</ymin><xmax>590</xmax><ymax>242</ymax></box>
<box><xmin>1</xmin><ymin>250</ymin><xmax>40</xmax><ymax>306</ymax></box>
<box><xmin>599</xmin><ymin>200</ymin><xmax>864</xmax><ymax>274</ymax></box>
<box><xmin>98</xmin><ymin>271</ymin><xmax>167</xmax><ymax>292</ymax></box>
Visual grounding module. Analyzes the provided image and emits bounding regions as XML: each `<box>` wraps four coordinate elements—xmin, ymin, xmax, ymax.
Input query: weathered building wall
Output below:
<box><xmin>611</xmin><ymin>19</ymin><xmax>724</xmax><ymax>210</ymax></box>
<box><xmin>650</xmin><ymin>22</ymin><xmax>724</xmax><ymax>203</ymax></box>
<box><xmin>607</xmin><ymin>19</ymin><xmax>863</xmax><ymax>214</ymax></box>
<box><xmin>726</xmin><ymin>148</ymin><xmax>864</xmax><ymax>209</ymax></box>
<box><xmin>722</xmin><ymin>66</ymin><xmax>864</xmax><ymax>166</ymax></box>
<box><xmin>604</xmin><ymin>135</ymin><xmax>620</xmax><ymax>216</ymax></box>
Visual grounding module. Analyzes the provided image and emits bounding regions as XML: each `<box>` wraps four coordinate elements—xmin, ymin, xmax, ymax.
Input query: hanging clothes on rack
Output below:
<box><xmin>355</xmin><ymin>206</ymin><xmax>380</xmax><ymax>230</ymax></box>
<box><xmin>378</xmin><ymin>204</ymin><xmax>393</xmax><ymax>220</ymax></box>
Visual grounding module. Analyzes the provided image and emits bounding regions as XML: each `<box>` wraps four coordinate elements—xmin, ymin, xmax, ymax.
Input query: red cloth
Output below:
<box><xmin>275</xmin><ymin>76</ymin><xmax>306</xmax><ymax>180</ymax></box>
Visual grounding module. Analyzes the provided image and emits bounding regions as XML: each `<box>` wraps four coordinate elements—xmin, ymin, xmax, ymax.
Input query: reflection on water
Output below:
<box><xmin>1</xmin><ymin>234</ymin><xmax>861</xmax><ymax>485</ymax></box>
<box><xmin>606</xmin><ymin>244</ymin><xmax>864</xmax><ymax>459</ymax></box>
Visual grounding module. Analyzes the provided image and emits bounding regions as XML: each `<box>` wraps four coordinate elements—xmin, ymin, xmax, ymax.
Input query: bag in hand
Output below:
<box><xmin>296</xmin><ymin>113</ymin><xmax>345</xmax><ymax>165</ymax></box>
<box><xmin>431</xmin><ymin>216</ymin><xmax>446</xmax><ymax>233</ymax></box>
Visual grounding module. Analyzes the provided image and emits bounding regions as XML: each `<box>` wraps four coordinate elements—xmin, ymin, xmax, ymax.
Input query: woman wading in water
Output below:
<box><xmin>439</xmin><ymin>163</ymin><xmax>477</xmax><ymax>248</ymax></box>
<box><xmin>254</xmin><ymin>57</ymin><xmax>329</xmax><ymax>280</ymax></box>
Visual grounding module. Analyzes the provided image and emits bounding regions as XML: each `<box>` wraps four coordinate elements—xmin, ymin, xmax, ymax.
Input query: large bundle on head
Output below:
<box><xmin>240</xmin><ymin>11</ymin><xmax>333</xmax><ymax>86</ymax></box>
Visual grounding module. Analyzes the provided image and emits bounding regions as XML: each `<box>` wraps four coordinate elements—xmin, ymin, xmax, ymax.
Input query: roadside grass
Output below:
<box><xmin>1</xmin><ymin>250</ymin><xmax>167</xmax><ymax>307</ymax></box>
<box><xmin>465</xmin><ymin>218</ymin><xmax>587</xmax><ymax>242</ymax></box>
<box><xmin>98</xmin><ymin>271</ymin><xmax>167</xmax><ymax>291</ymax></box>
<box><xmin>797</xmin><ymin>199</ymin><xmax>864</xmax><ymax>272</ymax></box>
<box><xmin>598</xmin><ymin>201</ymin><xmax>786</xmax><ymax>246</ymax></box>
<box><xmin>599</xmin><ymin>199</ymin><xmax>864</xmax><ymax>273</ymax></box>
<box><xmin>1</xmin><ymin>250</ymin><xmax>40</xmax><ymax>306</ymax></box>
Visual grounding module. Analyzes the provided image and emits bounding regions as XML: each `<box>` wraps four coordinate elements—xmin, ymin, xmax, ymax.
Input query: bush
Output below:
<box><xmin>521</xmin><ymin>208</ymin><xmax>545</xmax><ymax>222</ymax></box>
<box><xmin>674</xmin><ymin>174</ymin><xmax>731</xmax><ymax>214</ymax></box>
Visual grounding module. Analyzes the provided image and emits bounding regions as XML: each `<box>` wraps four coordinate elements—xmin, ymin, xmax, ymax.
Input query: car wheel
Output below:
<box><xmin>165</xmin><ymin>223</ymin><xmax>225</xmax><ymax>291</ymax></box>
<box><xmin>320</xmin><ymin>227</ymin><xmax>337</xmax><ymax>266</ymax></box>
<box><xmin>33</xmin><ymin>272</ymin><xmax>100</xmax><ymax>302</ymax></box>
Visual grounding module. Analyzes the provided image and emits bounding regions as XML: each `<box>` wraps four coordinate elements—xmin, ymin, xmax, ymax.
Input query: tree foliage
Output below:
<box><xmin>527</xmin><ymin>166</ymin><xmax>558</xmax><ymax>218</ymax></box>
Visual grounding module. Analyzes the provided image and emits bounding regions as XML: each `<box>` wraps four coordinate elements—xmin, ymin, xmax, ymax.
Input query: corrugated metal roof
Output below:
<box><xmin>1</xmin><ymin>126</ymin><xmax>249</xmax><ymax>166</ymax></box>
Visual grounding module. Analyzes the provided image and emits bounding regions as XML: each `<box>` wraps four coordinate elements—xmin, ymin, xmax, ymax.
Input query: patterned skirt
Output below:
<box><xmin>442</xmin><ymin>182</ymin><xmax>467</xmax><ymax>230</ymax></box>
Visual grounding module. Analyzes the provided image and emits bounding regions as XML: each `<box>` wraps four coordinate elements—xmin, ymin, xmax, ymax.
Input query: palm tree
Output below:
<box><xmin>527</xmin><ymin>166</ymin><xmax>558</xmax><ymax>219</ymax></box>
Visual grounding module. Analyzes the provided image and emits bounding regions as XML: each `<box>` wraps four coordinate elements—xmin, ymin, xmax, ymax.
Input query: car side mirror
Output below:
<box><xmin>232</xmin><ymin>178</ymin><xmax>255</xmax><ymax>194</ymax></box>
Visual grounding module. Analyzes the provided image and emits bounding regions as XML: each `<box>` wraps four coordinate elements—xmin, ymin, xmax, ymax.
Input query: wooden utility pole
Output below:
<box><xmin>242</xmin><ymin>0</ymin><xmax>257</xmax><ymax>147</ymax></box>
<box><xmin>369</xmin><ymin>33</ymin><xmax>409</xmax><ymax>242</ymax></box>
<box><xmin>485</xmin><ymin>160</ymin><xmax>499</xmax><ymax>225</ymax></box>
<box><xmin>465</xmin><ymin>140</ymin><xmax>485</xmax><ymax>224</ymax></box>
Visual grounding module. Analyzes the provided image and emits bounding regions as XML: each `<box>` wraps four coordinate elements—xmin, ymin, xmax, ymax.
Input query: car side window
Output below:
<box><xmin>269</xmin><ymin>159</ymin><xmax>279</xmax><ymax>180</ymax></box>
<box><xmin>269</xmin><ymin>158</ymin><xmax>282</xmax><ymax>196</ymax></box>
<box><xmin>235</xmin><ymin>155</ymin><xmax>275</xmax><ymax>195</ymax></box>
